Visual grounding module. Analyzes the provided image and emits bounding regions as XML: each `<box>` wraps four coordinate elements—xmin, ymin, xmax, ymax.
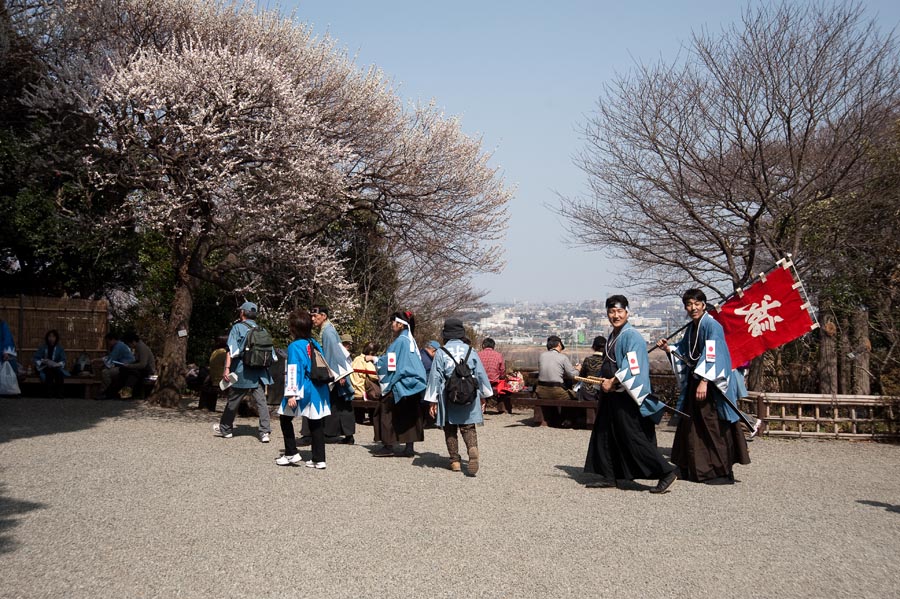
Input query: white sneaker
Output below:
<box><xmin>275</xmin><ymin>454</ymin><xmax>302</xmax><ymax>466</ymax></box>
<box><xmin>305</xmin><ymin>460</ymin><xmax>326</xmax><ymax>470</ymax></box>
<box><xmin>260</xmin><ymin>432</ymin><xmax>271</xmax><ymax>443</ymax></box>
<box><xmin>212</xmin><ymin>424</ymin><xmax>232</xmax><ymax>438</ymax></box>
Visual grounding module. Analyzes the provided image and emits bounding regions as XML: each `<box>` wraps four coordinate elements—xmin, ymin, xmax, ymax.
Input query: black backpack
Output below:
<box><xmin>240</xmin><ymin>322</ymin><xmax>275</xmax><ymax>368</ymax></box>
<box><xmin>440</xmin><ymin>346</ymin><xmax>479</xmax><ymax>406</ymax></box>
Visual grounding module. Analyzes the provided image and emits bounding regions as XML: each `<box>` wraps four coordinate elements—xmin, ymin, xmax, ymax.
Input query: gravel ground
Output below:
<box><xmin>1</xmin><ymin>396</ymin><xmax>899</xmax><ymax>599</ymax></box>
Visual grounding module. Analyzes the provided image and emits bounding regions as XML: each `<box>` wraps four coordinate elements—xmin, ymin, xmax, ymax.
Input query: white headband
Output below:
<box><xmin>394</xmin><ymin>317</ymin><xmax>418</xmax><ymax>353</ymax></box>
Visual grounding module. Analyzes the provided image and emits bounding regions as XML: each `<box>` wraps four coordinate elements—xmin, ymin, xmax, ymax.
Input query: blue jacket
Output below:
<box><xmin>227</xmin><ymin>319</ymin><xmax>275</xmax><ymax>389</ymax></box>
<box><xmin>424</xmin><ymin>340</ymin><xmax>493</xmax><ymax>426</ymax></box>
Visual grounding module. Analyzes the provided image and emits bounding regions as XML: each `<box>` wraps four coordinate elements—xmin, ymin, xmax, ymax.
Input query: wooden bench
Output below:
<box><xmin>22</xmin><ymin>375</ymin><xmax>156</xmax><ymax>399</ymax></box>
<box><xmin>517</xmin><ymin>397</ymin><xmax>598</xmax><ymax>428</ymax></box>
<box><xmin>351</xmin><ymin>398</ymin><xmax>379</xmax><ymax>423</ymax></box>
<box><xmin>22</xmin><ymin>376</ymin><xmax>101</xmax><ymax>399</ymax></box>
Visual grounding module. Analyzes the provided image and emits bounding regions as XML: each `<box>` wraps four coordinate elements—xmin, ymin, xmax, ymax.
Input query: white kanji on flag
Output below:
<box><xmin>734</xmin><ymin>294</ymin><xmax>784</xmax><ymax>338</ymax></box>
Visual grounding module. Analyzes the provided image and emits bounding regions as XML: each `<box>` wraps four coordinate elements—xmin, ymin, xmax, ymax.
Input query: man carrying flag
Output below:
<box><xmin>657</xmin><ymin>289</ymin><xmax>751</xmax><ymax>485</ymax></box>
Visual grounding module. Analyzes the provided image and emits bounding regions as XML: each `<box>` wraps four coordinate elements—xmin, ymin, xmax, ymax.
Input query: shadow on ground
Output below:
<box><xmin>0</xmin><ymin>482</ymin><xmax>47</xmax><ymax>554</ymax></box>
<box><xmin>857</xmin><ymin>500</ymin><xmax>900</xmax><ymax>514</ymax></box>
<box><xmin>554</xmin><ymin>465</ymin><xmax>656</xmax><ymax>491</ymax></box>
<box><xmin>0</xmin><ymin>396</ymin><xmax>226</xmax><ymax>446</ymax></box>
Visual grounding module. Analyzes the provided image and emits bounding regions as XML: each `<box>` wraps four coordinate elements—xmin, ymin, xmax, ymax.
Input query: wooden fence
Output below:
<box><xmin>0</xmin><ymin>295</ymin><xmax>109</xmax><ymax>369</ymax></box>
<box><xmin>741</xmin><ymin>391</ymin><xmax>899</xmax><ymax>440</ymax></box>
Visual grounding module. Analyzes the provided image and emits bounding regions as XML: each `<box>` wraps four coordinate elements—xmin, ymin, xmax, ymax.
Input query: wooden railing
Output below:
<box><xmin>741</xmin><ymin>392</ymin><xmax>899</xmax><ymax>440</ymax></box>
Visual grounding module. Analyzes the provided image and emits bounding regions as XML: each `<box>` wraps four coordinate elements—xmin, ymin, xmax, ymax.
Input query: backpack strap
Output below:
<box><xmin>439</xmin><ymin>346</ymin><xmax>459</xmax><ymax>366</ymax></box>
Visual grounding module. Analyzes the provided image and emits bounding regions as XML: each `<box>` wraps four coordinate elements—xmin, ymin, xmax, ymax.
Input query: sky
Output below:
<box><xmin>278</xmin><ymin>1</ymin><xmax>900</xmax><ymax>303</ymax></box>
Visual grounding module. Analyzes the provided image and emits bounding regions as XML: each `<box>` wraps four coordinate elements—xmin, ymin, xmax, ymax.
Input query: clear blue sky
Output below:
<box><xmin>279</xmin><ymin>1</ymin><xmax>900</xmax><ymax>303</ymax></box>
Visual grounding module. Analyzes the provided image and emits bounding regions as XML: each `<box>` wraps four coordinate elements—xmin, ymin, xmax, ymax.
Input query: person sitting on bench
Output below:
<box><xmin>535</xmin><ymin>335</ymin><xmax>577</xmax><ymax>426</ymax></box>
<box><xmin>110</xmin><ymin>332</ymin><xmax>156</xmax><ymax>399</ymax></box>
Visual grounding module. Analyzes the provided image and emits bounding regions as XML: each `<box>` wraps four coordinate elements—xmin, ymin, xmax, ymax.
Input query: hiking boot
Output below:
<box><xmin>466</xmin><ymin>447</ymin><xmax>480</xmax><ymax>476</ymax></box>
<box><xmin>275</xmin><ymin>453</ymin><xmax>302</xmax><ymax>466</ymax></box>
<box><xmin>450</xmin><ymin>461</ymin><xmax>462</xmax><ymax>472</ymax></box>
<box><xmin>212</xmin><ymin>424</ymin><xmax>232</xmax><ymax>438</ymax></box>
<box><xmin>650</xmin><ymin>471</ymin><xmax>677</xmax><ymax>494</ymax></box>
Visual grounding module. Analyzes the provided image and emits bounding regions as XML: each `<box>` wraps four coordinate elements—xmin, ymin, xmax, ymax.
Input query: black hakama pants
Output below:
<box><xmin>584</xmin><ymin>391</ymin><xmax>674</xmax><ymax>481</ymax></box>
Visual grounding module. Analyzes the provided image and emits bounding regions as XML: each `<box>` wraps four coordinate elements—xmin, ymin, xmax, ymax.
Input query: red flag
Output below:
<box><xmin>710</xmin><ymin>265</ymin><xmax>816</xmax><ymax>366</ymax></box>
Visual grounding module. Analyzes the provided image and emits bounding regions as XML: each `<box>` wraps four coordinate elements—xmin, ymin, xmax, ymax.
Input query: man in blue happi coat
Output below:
<box><xmin>657</xmin><ymin>289</ymin><xmax>750</xmax><ymax>484</ymax></box>
<box><xmin>583</xmin><ymin>295</ymin><xmax>677</xmax><ymax>493</ymax></box>
<box><xmin>304</xmin><ymin>305</ymin><xmax>355</xmax><ymax>444</ymax></box>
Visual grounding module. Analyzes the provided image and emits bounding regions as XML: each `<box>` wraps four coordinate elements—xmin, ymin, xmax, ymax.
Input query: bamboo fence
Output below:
<box><xmin>0</xmin><ymin>295</ymin><xmax>109</xmax><ymax>367</ymax></box>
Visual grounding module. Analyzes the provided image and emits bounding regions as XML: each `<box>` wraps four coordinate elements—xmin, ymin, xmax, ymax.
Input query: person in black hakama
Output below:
<box><xmin>584</xmin><ymin>296</ymin><xmax>676</xmax><ymax>493</ymax></box>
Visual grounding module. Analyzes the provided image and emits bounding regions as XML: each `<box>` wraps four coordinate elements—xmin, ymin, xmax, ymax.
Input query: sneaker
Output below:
<box><xmin>305</xmin><ymin>460</ymin><xmax>326</xmax><ymax>469</ymax></box>
<box><xmin>275</xmin><ymin>454</ymin><xmax>302</xmax><ymax>466</ymax></box>
<box><xmin>650</xmin><ymin>471</ymin><xmax>677</xmax><ymax>494</ymax></box>
<box><xmin>260</xmin><ymin>432</ymin><xmax>271</xmax><ymax>443</ymax></box>
<box><xmin>340</xmin><ymin>435</ymin><xmax>355</xmax><ymax>445</ymax></box>
<box><xmin>212</xmin><ymin>424</ymin><xmax>232</xmax><ymax>438</ymax></box>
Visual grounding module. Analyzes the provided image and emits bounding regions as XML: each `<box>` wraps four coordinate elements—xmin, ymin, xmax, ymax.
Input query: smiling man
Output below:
<box><xmin>583</xmin><ymin>295</ymin><xmax>677</xmax><ymax>493</ymax></box>
<box><xmin>657</xmin><ymin>289</ymin><xmax>751</xmax><ymax>485</ymax></box>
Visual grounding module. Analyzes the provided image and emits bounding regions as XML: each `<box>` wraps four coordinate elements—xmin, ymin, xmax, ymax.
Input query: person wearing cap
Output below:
<box><xmin>365</xmin><ymin>310</ymin><xmax>428</xmax><ymax>457</ymax></box>
<box><xmin>535</xmin><ymin>335</ymin><xmax>578</xmax><ymax>426</ymax></box>
<box><xmin>583</xmin><ymin>295</ymin><xmax>676</xmax><ymax>494</ymax></box>
<box><xmin>305</xmin><ymin>305</ymin><xmax>356</xmax><ymax>444</ymax></box>
<box><xmin>424</xmin><ymin>318</ymin><xmax>493</xmax><ymax>475</ymax></box>
<box><xmin>212</xmin><ymin>301</ymin><xmax>274</xmax><ymax>442</ymax></box>
<box><xmin>340</xmin><ymin>333</ymin><xmax>354</xmax><ymax>353</ymax></box>
<box><xmin>420</xmin><ymin>340</ymin><xmax>440</xmax><ymax>376</ymax></box>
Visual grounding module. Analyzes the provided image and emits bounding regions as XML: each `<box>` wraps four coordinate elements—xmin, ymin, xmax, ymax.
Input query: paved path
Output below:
<box><xmin>1</xmin><ymin>397</ymin><xmax>899</xmax><ymax>598</ymax></box>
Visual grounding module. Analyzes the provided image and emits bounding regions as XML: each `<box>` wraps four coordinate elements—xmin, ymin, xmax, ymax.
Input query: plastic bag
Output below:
<box><xmin>0</xmin><ymin>361</ymin><xmax>21</xmax><ymax>395</ymax></box>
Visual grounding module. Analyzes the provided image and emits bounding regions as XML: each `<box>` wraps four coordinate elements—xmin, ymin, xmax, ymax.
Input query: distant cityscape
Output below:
<box><xmin>463</xmin><ymin>298</ymin><xmax>687</xmax><ymax>348</ymax></box>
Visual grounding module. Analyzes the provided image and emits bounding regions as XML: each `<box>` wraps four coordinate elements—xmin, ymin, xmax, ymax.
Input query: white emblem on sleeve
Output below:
<box><xmin>706</xmin><ymin>340</ymin><xmax>716</xmax><ymax>362</ymax></box>
<box><xmin>285</xmin><ymin>364</ymin><xmax>298</xmax><ymax>393</ymax></box>
<box><xmin>627</xmin><ymin>351</ymin><xmax>640</xmax><ymax>375</ymax></box>
<box><xmin>387</xmin><ymin>352</ymin><xmax>397</xmax><ymax>372</ymax></box>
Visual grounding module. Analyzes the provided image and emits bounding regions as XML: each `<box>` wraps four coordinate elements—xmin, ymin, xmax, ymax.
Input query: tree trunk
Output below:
<box><xmin>838</xmin><ymin>317</ymin><xmax>851</xmax><ymax>394</ymax></box>
<box><xmin>818</xmin><ymin>308</ymin><xmax>839</xmax><ymax>394</ymax></box>
<box><xmin>150</xmin><ymin>261</ymin><xmax>198</xmax><ymax>407</ymax></box>
<box><xmin>850</xmin><ymin>308</ymin><xmax>871</xmax><ymax>395</ymax></box>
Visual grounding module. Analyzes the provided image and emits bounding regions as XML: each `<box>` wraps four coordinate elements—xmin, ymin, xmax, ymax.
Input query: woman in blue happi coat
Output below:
<box><xmin>584</xmin><ymin>295</ymin><xmax>677</xmax><ymax>493</ymax></box>
<box><xmin>658</xmin><ymin>289</ymin><xmax>750</xmax><ymax>484</ymax></box>
<box><xmin>424</xmin><ymin>318</ymin><xmax>494</xmax><ymax>475</ymax></box>
<box><xmin>33</xmin><ymin>329</ymin><xmax>69</xmax><ymax>398</ymax></box>
<box><xmin>275</xmin><ymin>310</ymin><xmax>331</xmax><ymax>469</ymax></box>
<box><xmin>364</xmin><ymin>310</ymin><xmax>427</xmax><ymax>458</ymax></box>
